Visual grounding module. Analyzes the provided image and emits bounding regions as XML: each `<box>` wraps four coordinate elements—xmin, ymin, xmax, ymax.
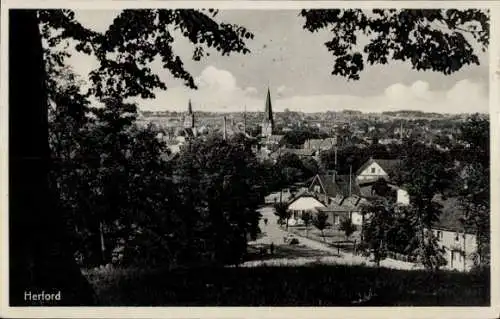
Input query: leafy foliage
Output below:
<box><xmin>301</xmin><ymin>9</ymin><xmax>489</xmax><ymax>80</ymax></box>
<box><xmin>302</xmin><ymin>211</ymin><xmax>312</xmax><ymax>237</ymax></box>
<box><xmin>396</xmin><ymin>144</ymin><xmax>453</xmax><ymax>270</ymax></box>
<box><xmin>274</xmin><ymin>201</ymin><xmax>291</xmax><ymax>230</ymax></box>
<box><xmin>320</xmin><ymin>143</ymin><xmax>398</xmax><ymax>175</ymax></box>
<box><xmin>313</xmin><ymin>211</ymin><xmax>329</xmax><ymax>242</ymax></box>
<box><xmin>172</xmin><ymin>135</ymin><xmax>264</xmax><ymax>265</ymax></box>
<box><xmin>339</xmin><ymin>218</ymin><xmax>357</xmax><ymax>240</ymax></box>
<box><xmin>386</xmin><ymin>212</ymin><xmax>417</xmax><ymax>255</ymax></box>
<box><xmin>86</xmin><ymin>264</ymin><xmax>489</xmax><ymax>306</ymax></box>
<box><xmin>274</xmin><ymin>152</ymin><xmax>317</xmax><ymax>186</ymax></box>
<box><xmin>38</xmin><ymin>9</ymin><xmax>258</xmax><ymax>270</ymax></box>
<box><xmin>279</xmin><ymin>127</ymin><xmax>329</xmax><ymax>148</ymax></box>
<box><xmin>457</xmin><ymin>115</ymin><xmax>490</xmax><ymax>265</ymax></box>
<box><xmin>361</xmin><ymin>200</ymin><xmax>393</xmax><ymax>266</ymax></box>
<box><xmin>39</xmin><ymin>9</ymin><xmax>253</xmax><ymax>99</ymax></box>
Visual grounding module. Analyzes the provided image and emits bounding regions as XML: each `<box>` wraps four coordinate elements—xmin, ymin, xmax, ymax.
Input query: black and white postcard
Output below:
<box><xmin>1</xmin><ymin>1</ymin><xmax>499</xmax><ymax>318</ymax></box>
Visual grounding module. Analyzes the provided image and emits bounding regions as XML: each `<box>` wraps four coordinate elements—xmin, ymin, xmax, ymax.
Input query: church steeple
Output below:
<box><xmin>184</xmin><ymin>99</ymin><xmax>195</xmax><ymax>129</ymax></box>
<box><xmin>187</xmin><ymin>99</ymin><xmax>193</xmax><ymax>114</ymax></box>
<box><xmin>262</xmin><ymin>87</ymin><xmax>274</xmax><ymax>137</ymax></box>
<box><xmin>264</xmin><ymin>87</ymin><xmax>274</xmax><ymax>127</ymax></box>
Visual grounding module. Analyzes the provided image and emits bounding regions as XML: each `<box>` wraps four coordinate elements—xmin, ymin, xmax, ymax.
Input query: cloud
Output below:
<box><xmin>384</xmin><ymin>80</ymin><xmax>433</xmax><ymax>102</ymax></box>
<box><xmin>138</xmin><ymin>65</ymin><xmax>265</xmax><ymax>112</ymax></box>
<box><xmin>195</xmin><ymin>66</ymin><xmax>237</xmax><ymax>92</ymax></box>
<box><xmin>276</xmin><ymin>85</ymin><xmax>288</xmax><ymax>97</ymax></box>
<box><xmin>136</xmin><ymin>69</ymin><xmax>488</xmax><ymax>114</ymax></box>
<box><xmin>410</xmin><ymin>80</ymin><xmax>431</xmax><ymax>99</ymax></box>
<box><xmin>245</xmin><ymin>87</ymin><xmax>258</xmax><ymax>95</ymax></box>
<box><xmin>445</xmin><ymin>79</ymin><xmax>487</xmax><ymax>106</ymax></box>
<box><xmin>374</xmin><ymin>80</ymin><xmax>487</xmax><ymax>113</ymax></box>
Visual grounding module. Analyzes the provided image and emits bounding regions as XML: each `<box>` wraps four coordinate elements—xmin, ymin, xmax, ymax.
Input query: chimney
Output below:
<box><xmin>334</xmin><ymin>147</ymin><xmax>338</xmax><ymax>168</ymax></box>
<box><xmin>349</xmin><ymin>165</ymin><xmax>352</xmax><ymax>197</ymax></box>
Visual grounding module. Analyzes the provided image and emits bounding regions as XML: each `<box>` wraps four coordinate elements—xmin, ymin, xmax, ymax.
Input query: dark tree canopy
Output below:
<box><xmin>300</xmin><ymin>9</ymin><xmax>489</xmax><ymax>80</ymax></box>
<box><xmin>10</xmin><ymin>8</ymin><xmax>254</xmax><ymax>305</ymax></box>
<box><xmin>39</xmin><ymin>9</ymin><xmax>253</xmax><ymax>99</ymax></box>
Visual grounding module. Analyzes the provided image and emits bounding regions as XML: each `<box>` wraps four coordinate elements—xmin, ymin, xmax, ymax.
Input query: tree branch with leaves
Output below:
<box><xmin>300</xmin><ymin>9</ymin><xmax>489</xmax><ymax>80</ymax></box>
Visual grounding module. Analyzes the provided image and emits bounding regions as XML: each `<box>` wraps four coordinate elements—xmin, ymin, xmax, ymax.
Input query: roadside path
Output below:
<box><xmin>246</xmin><ymin>206</ymin><xmax>422</xmax><ymax>271</ymax></box>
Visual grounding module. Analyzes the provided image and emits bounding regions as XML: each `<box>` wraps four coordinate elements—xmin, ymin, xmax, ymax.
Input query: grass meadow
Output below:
<box><xmin>84</xmin><ymin>264</ymin><xmax>489</xmax><ymax>306</ymax></box>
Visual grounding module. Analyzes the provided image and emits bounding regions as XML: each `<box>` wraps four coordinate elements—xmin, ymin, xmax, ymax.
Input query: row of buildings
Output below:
<box><xmin>266</xmin><ymin>157</ymin><xmax>478</xmax><ymax>272</ymax></box>
<box><xmin>152</xmin><ymin>87</ymin><xmax>285</xmax><ymax>156</ymax></box>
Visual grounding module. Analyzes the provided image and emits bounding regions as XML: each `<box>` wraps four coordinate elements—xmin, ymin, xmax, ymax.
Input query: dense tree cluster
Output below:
<box><xmin>360</xmin><ymin>122</ymin><xmax>489</xmax><ymax>270</ymax></box>
<box><xmin>320</xmin><ymin>143</ymin><xmax>405</xmax><ymax>175</ymax></box>
<box><xmin>10</xmin><ymin>8</ymin><xmax>255</xmax><ymax>305</ymax></box>
<box><xmin>48</xmin><ymin>71</ymin><xmax>267</xmax><ymax>268</ymax></box>
<box><xmin>279</xmin><ymin>127</ymin><xmax>330</xmax><ymax>148</ymax></box>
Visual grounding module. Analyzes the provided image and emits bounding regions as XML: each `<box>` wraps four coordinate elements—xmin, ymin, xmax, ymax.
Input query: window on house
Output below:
<box><xmin>334</xmin><ymin>215</ymin><xmax>340</xmax><ymax>225</ymax></box>
<box><xmin>314</xmin><ymin>185</ymin><xmax>321</xmax><ymax>193</ymax></box>
<box><xmin>455</xmin><ymin>233</ymin><xmax>460</xmax><ymax>242</ymax></box>
<box><xmin>371</xmin><ymin>167</ymin><xmax>376</xmax><ymax>174</ymax></box>
<box><xmin>437</xmin><ymin>231</ymin><xmax>443</xmax><ymax>240</ymax></box>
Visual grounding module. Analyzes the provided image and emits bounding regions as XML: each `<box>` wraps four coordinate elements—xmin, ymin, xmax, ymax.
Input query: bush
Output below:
<box><xmin>85</xmin><ymin>264</ymin><xmax>490</xmax><ymax>306</ymax></box>
<box><xmin>289</xmin><ymin>238</ymin><xmax>300</xmax><ymax>245</ymax></box>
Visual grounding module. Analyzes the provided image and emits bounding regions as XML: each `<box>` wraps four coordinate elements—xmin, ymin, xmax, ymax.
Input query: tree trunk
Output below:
<box><xmin>99</xmin><ymin>221</ymin><xmax>107</xmax><ymax>264</ymax></box>
<box><xmin>9</xmin><ymin>10</ymin><xmax>97</xmax><ymax>305</ymax></box>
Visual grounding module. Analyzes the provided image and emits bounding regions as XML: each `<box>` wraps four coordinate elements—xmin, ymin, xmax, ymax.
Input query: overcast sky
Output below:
<box><xmin>68</xmin><ymin>9</ymin><xmax>490</xmax><ymax>114</ymax></box>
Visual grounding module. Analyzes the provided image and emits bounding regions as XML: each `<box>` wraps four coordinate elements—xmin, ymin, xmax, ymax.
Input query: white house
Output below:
<box><xmin>286</xmin><ymin>194</ymin><xmax>326</xmax><ymax>225</ymax></box>
<box><xmin>432</xmin><ymin>228</ymin><xmax>478</xmax><ymax>271</ymax></box>
<box><xmin>355</xmin><ymin>158</ymin><xmax>402</xmax><ymax>183</ymax></box>
<box><xmin>431</xmin><ymin>195</ymin><xmax>479</xmax><ymax>272</ymax></box>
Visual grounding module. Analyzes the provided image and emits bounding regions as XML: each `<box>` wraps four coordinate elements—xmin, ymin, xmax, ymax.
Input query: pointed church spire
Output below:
<box><xmin>261</xmin><ymin>87</ymin><xmax>274</xmax><ymax>138</ymax></box>
<box><xmin>264</xmin><ymin>87</ymin><xmax>274</xmax><ymax>126</ymax></box>
<box><xmin>184</xmin><ymin>99</ymin><xmax>195</xmax><ymax>129</ymax></box>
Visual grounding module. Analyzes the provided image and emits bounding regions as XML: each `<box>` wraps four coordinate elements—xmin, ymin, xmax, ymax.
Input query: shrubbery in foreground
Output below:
<box><xmin>85</xmin><ymin>264</ymin><xmax>489</xmax><ymax>306</ymax></box>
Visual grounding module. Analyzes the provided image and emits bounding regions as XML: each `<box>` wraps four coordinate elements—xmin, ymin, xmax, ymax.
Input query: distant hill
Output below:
<box><xmin>381</xmin><ymin>110</ymin><xmax>446</xmax><ymax>118</ymax></box>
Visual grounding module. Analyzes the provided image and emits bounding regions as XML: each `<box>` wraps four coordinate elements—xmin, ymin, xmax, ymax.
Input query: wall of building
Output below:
<box><xmin>351</xmin><ymin>211</ymin><xmax>363</xmax><ymax>226</ymax></box>
<box><xmin>357</xmin><ymin>162</ymin><xmax>388</xmax><ymax>181</ymax></box>
<box><xmin>288</xmin><ymin>197</ymin><xmax>326</xmax><ymax>221</ymax></box>
<box><xmin>433</xmin><ymin>228</ymin><xmax>478</xmax><ymax>271</ymax></box>
<box><xmin>396</xmin><ymin>189</ymin><xmax>410</xmax><ymax>205</ymax></box>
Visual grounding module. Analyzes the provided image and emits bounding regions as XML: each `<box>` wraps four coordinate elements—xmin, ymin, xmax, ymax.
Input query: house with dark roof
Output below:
<box><xmin>355</xmin><ymin>158</ymin><xmax>402</xmax><ymax>183</ymax></box>
<box><xmin>308</xmin><ymin>171</ymin><xmax>360</xmax><ymax>206</ymax></box>
<box><xmin>430</xmin><ymin>195</ymin><xmax>479</xmax><ymax>272</ymax></box>
<box><xmin>316</xmin><ymin>194</ymin><xmax>368</xmax><ymax>226</ymax></box>
<box><xmin>358</xmin><ymin>179</ymin><xmax>410</xmax><ymax>206</ymax></box>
